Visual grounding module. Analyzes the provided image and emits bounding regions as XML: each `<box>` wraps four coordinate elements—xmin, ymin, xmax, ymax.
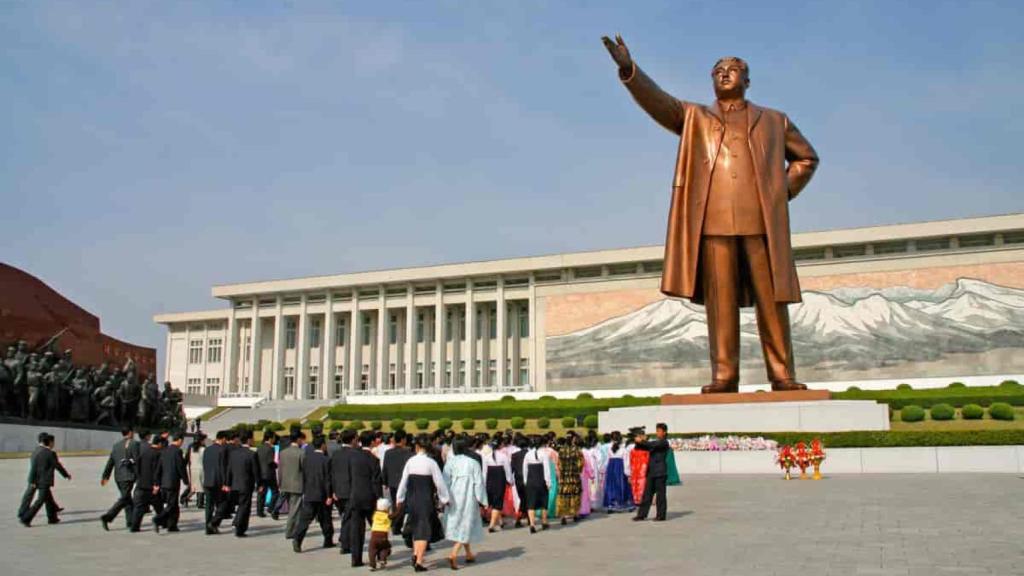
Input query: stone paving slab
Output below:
<box><xmin>1</xmin><ymin>457</ymin><xmax>1022</xmax><ymax>576</ymax></box>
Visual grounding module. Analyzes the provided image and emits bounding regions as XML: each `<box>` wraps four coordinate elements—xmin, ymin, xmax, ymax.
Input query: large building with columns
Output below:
<box><xmin>156</xmin><ymin>212</ymin><xmax>1024</xmax><ymax>402</ymax></box>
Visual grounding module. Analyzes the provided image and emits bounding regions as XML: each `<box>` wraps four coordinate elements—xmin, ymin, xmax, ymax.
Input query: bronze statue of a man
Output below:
<box><xmin>602</xmin><ymin>36</ymin><xmax>819</xmax><ymax>393</ymax></box>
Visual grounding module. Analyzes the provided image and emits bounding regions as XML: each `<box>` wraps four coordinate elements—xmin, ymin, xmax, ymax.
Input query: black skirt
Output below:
<box><xmin>525</xmin><ymin>463</ymin><xmax>548</xmax><ymax>510</ymax></box>
<box><xmin>402</xmin><ymin>474</ymin><xmax>444</xmax><ymax>543</ymax></box>
<box><xmin>485</xmin><ymin>466</ymin><xmax>507</xmax><ymax>509</ymax></box>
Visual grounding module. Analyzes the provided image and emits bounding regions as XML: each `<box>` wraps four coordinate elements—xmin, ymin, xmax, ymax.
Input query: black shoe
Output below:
<box><xmin>631</xmin><ymin>516</ymin><xmax>646</xmax><ymax>522</ymax></box>
<box><xmin>352</xmin><ymin>561</ymin><xmax>365</xmax><ymax>568</ymax></box>
<box><xmin>48</xmin><ymin>518</ymin><xmax>60</xmax><ymax>525</ymax></box>
<box><xmin>341</xmin><ymin>548</ymin><xmax>352</xmax><ymax>555</ymax></box>
<box><xmin>541</xmin><ymin>523</ymin><xmax>549</xmax><ymax>531</ymax></box>
<box><xmin>653</xmin><ymin>517</ymin><xmax>666</xmax><ymax>522</ymax></box>
<box><xmin>323</xmin><ymin>541</ymin><xmax>335</xmax><ymax>548</ymax></box>
<box><xmin>152</xmin><ymin>518</ymin><xmax>160</xmax><ymax>533</ymax></box>
<box><xmin>19</xmin><ymin>518</ymin><xmax>30</xmax><ymax>528</ymax></box>
<box><xmin>167</xmin><ymin>527</ymin><xmax>181</xmax><ymax>532</ymax></box>
<box><xmin>256</xmin><ymin>513</ymin><xmax>266</xmax><ymax>518</ymax></box>
<box><xmin>129</xmin><ymin>528</ymin><xmax>140</xmax><ymax>533</ymax></box>
<box><xmin>235</xmin><ymin>532</ymin><xmax>247</xmax><ymax>538</ymax></box>
<box><xmin>271</xmin><ymin>512</ymin><xmax>279</xmax><ymax>521</ymax></box>
<box><xmin>560</xmin><ymin>517</ymin><xmax>567</xmax><ymax>526</ymax></box>
<box><xmin>206</xmin><ymin>523</ymin><xmax>219</xmax><ymax>535</ymax></box>
<box><xmin>100</xmin><ymin>518</ymin><xmax>110</xmax><ymax>532</ymax></box>
<box><xmin>414</xmin><ymin>564</ymin><xmax>428</xmax><ymax>572</ymax></box>
<box><xmin>529</xmin><ymin>526</ymin><xmax>537</xmax><ymax>534</ymax></box>
<box><xmin>292</xmin><ymin>540</ymin><xmax>302</xmax><ymax>553</ymax></box>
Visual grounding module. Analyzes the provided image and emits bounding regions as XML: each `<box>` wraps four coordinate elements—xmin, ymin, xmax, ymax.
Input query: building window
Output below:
<box><xmin>519</xmin><ymin>308</ymin><xmax>529</xmax><ymax>338</ymax></box>
<box><xmin>283</xmin><ymin>367</ymin><xmax>295</xmax><ymax>397</ymax></box>
<box><xmin>205</xmin><ymin>377</ymin><xmax>221</xmax><ymax>397</ymax></box>
<box><xmin>873</xmin><ymin>241</ymin><xmax>908</xmax><ymax>255</ymax></box>
<box><xmin>333</xmin><ymin>365</ymin><xmax>344</xmax><ymax>398</ymax></box>
<box><xmin>958</xmin><ymin>234</ymin><xmax>995</xmax><ymax>248</ymax></box>
<box><xmin>206</xmin><ymin>338</ymin><xmax>223</xmax><ymax>363</ymax></box>
<box><xmin>389</xmin><ymin>363</ymin><xmax>397</xmax><ymax>388</ymax></box>
<box><xmin>244</xmin><ymin>336</ymin><xmax>251</xmax><ymax>361</ymax></box>
<box><xmin>916</xmin><ymin>237</ymin><xmax>950</xmax><ymax>252</ymax></box>
<box><xmin>476</xmin><ymin>313</ymin><xmax>483</xmax><ymax>339</ymax></box>
<box><xmin>489</xmin><ymin>308</ymin><xmax>497</xmax><ymax>339</ymax></box>
<box><xmin>793</xmin><ymin>248</ymin><xmax>826</xmax><ymax>261</ymax></box>
<box><xmin>460</xmin><ymin>311</ymin><xmax>466</xmax><ymax>342</ymax></box>
<box><xmin>459</xmin><ymin>360</ymin><xmax>466</xmax><ymax>386</ymax></box>
<box><xmin>417</xmin><ymin>313</ymin><xmax>425</xmax><ymax>343</ymax></box>
<box><xmin>833</xmin><ymin>244</ymin><xmax>867</xmax><ymax>259</ymax></box>
<box><xmin>309</xmin><ymin>366</ymin><xmax>319</xmax><ymax>398</ymax></box>
<box><xmin>474</xmin><ymin>360</ymin><xmax>481</xmax><ymax>386</ymax></box>
<box><xmin>506</xmin><ymin>358</ymin><xmax>512</xmax><ymax>386</ymax></box>
<box><xmin>390</xmin><ymin>315</ymin><xmax>399</xmax><ymax>345</ymax></box>
<box><xmin>360</xmin><ymin>364</ymin><xmax>370</xmax><ymax>390</ymax></box>
<box><xmin>446</xmin><ymin>311</ymin><xmax>454</xmax><ymax>342</ymax></box>
<box><xmin>488</xmin><ymin>359</ymin><xmax>496</xmax><ymax>386</ymax></box>
<box><xmin>285</xmin><ymin>318</ymin><xmax>297</xmax><ymax>349</ymax></box>
<box><xmin>445</xmin><ymin>362</ymin><xmax>453</xmax><ymax>387</ymax></box>
<box><xmin>362</xmin><ymin>320</ymin><xmax>372</xmax><ymax>346</ymax></box>
<box><xmin>335</xmin><ymin>318</ymin><xmax>346</xmax><ymax>346</ymax></box>
<box><xmin>186</xmin><ymin>378</ymin><xmax>202</xmax><ymax>395</ymax></box>
<box><xmin>519</xmin><ymin>358</ymin><xmax>529</xmax><ymax>387</ymax></box>
<box><xmin>416</xmin><ymin>362</ymin><xmax>424</xmax><ymax>388</ymax></box>
<box><xmin>310</xmin><ymin>317</ymin><xmax>322</xmax><ymax>349</ymax></box>
<box><xmin>188</xmin><ymin>339</ymin><xmax>203</xmax><ymax>364</ymax></box>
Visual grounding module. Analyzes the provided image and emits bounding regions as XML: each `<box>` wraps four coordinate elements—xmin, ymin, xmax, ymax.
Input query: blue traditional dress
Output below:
<box><xmin>602</xmin><ymin>445</ymin><xmax>634</xmax><ymax>512</ymax></box>
<box><xmin>443</xmin><ymin>454</ymin><xmax>486</xmax><ymax>545</ymax></box>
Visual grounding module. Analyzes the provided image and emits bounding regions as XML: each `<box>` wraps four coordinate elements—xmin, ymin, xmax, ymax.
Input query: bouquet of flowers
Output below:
<box><xmin>794</xmin><ymin>441</ymin><xmax>811</xmax><ymax>479</ymax></box>
<box><xmin>671</xmin><ymin>435</ymin><xmax>779</xmax><ymax>452</ymax></box>
<box><xmin>809</xmin><ymin>438</ymin><xmax>826</xmax><ymax>480</ymax></box>
<box><xmin>776</xmin><ymin>444</ymin><xmax>795</xmax><ymax>479</ymax></box>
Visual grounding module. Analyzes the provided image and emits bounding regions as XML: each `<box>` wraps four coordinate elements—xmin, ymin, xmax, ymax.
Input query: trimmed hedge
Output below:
<box><xmin>328</xmin><ymin>420</ymin><xmax>345</xmax><ymax>431</ymax></box>
<box><xmin>901</xmin><ymin>405</ymin><xmax>925</xmax><ymax>422</ymax></box>
<box><xmin>325</xmin><ymin>396</ymin><xmax>658</xmax><ymax>421</ymax></box>
<box><xmin>947</xmin><ymin>382</ymin><xmax>966</xmax><ymax>389</ymax></box>
<box><xmin>669</xmin><ymin>429</ymin><xmax>1024</xmax><ymax>448</ymax></box>
<box><xmin>896</xmin><ymin>383</ymin><xmax>913</xmax><ymax>391</ymax></box>
<box><xmin>414</xmin><ymin>418</ymin><xmax>430</xmax><ymax>431</ymax></box>
<box><xmin>370</xmin><ymin>420</ymin><xmax>383</xmax><ymax>431</ymax></box>
<box><xmin>537</xmin><ymin>417</ymin><xmax>550</xmax><ymax>429</ymax></box>
<box><xmin>348</xmin><ymin>419</ymin><xmax>365</xmax><ymax>431</ymax></box>
<box><xmin>961</xmin><ymin>404</ymin><xmax>984</xmax><ymax>420</ymax></box>
<box><xmin>501</xmin><ymin>395</ymin><xmax>516</xmax><ymax>402</ymax></box>
<box><xmin>989</xmin><ymin>402</ymin><xmax>1016</xmax><ymax>421</ymax></box>
<box><xmin>577</xmin><ymin>393</ymin><xmax>594</xmax><ymax>400</ymax></box>
<box><xmin>510</xmin><ymin>417</ymin><xmax>526</xmax><ymax>430</ymax></box>
<box><xmin>583</xmin><ymin>415</ymin><xmax>599</xmax><ymax>429</ymax></box>
<box><xmin>930</xmin><ymin>403</ymin><xmax>955</xmax><ymax>421</ymax></box>
<box><xmin>461</xmin><ymin>418</ymin><xmax>476</xmax><ymax>431</ymax></box>
<box><xmin>437</xmin><ymin>418</ymin><xmax>453</xmax><ymax>431</ymax></box>
<box><xmin>390</xmin><ymin>418</ymin><xmax>405</xmax><ymax>431</ymax></box>
<box><xmin>561</xmin><ymin>416</ymin><xmax>576</xmax><ymax>428</ymax></box>
<box><xmin>484</xmin><ymin>418</ymin><xmax>499</xmax><ymax>430</ymax></box>
<box><xmin>834</xmin><ymin>385</ymin><xmax>1024</xmax><ymax>409</ymax></box>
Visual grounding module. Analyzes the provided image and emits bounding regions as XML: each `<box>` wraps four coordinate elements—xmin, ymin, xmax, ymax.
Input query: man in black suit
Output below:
<box><xmin>100</xmin><ymin>428</ymin><xmax>138</xmax><ymax>530</ymax></box>
<box><xmin>226</xmin><ymin>431</ymin><xmax>261</xmax><ymax>537</ymax></box>
<box><xmin>152</xmin><ymin>433</ymin><xmax>189</xmax><ymax>532</ymax></box>
<box><xmin>346</xmin><ymin>431</ymin><xmax>383</xmax><ymax>567</ymax></box>
<box><xmin>256</xmin><ymin>432</ymin><xmax>279</xmax><ymax>518</ymax></box>
<box><xmin>329</xmin><ymin>428</ymin><xmax>357</xmax><ymax>554</ymax></box>
<box><xmin>202</xmin><ymin>431</ymin><xmax>230</xmax><ymax>534</ymax></box>
<box><xmin>381</xmin><ymin>429</ymin><xmax>412</xmax><ymax>535</ymax></box>
<box><xmin>633</xmin><ymin>423</ymin><xmax>671</xmax><ymax>522</ymax></box>
<box><xmin>19</xmin><ymin>433</ymin><xmax>71</xmax><ymax>527</ymax></box>
<box><xmin>129</xmin><ymin>435</ymin><xmax>163</xmax><ymax>532</ymax></box>
<box><xmin>292</xmin><ymin>436</ymin><xmax>334</xmax><ymax>553</ymax></box>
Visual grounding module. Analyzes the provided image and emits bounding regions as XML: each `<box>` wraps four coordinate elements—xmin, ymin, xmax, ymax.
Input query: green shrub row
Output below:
<box><xmin>900</xmin><ymin>403</ymin><xmax>1017</xmax><ymax>422</ymax></box>
<box><xmin>669</xmin><ymin>429</ymin><xmax>1024</xmax><ymax>448</ymax></box>
<box><xmin>835</xmin><ymin>382</ymin><xmax>1024</xmax><ymax>409</ymax></box>
<box><xmin>326</xmin><ymin>396</ymin><xmax>657</xmax><ymax>422</ymax></box>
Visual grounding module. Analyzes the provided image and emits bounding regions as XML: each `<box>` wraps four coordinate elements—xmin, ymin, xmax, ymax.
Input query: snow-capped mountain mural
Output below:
<box><xmin>546</xmin><ymin>278</ymin><xmax>1024</xmax><ymax>389</ymax></box>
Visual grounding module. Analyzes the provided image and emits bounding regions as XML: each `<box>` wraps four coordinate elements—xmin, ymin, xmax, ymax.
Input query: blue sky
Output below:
<box><xmin>2</xmin><ymin>1</ymin><xmax>1022</xmax><ymax>375</ymax></box>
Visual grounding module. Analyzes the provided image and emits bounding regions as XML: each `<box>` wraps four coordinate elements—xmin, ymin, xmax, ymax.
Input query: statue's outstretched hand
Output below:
<box><xmin>601</xmin><ymin>34</ymin><xmax>632</xmax><ymax>71</ymax></box>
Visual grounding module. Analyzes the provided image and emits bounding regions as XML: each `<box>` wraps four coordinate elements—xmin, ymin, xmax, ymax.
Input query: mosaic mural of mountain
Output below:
<box><xmin>546</xmin><ymin>278</ymin><xmax>1024</xmax><ymax>389</ymax></box>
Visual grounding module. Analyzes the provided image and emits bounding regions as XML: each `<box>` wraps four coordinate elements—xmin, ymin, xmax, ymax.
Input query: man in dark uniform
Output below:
<box><xmin>632</xmin><ymin>423</ymin><xmax>671</xmax><ymax>522</ymax></box>
<box><xmin>226</xmin><ymin>431</ymin><xmax>260</xmax><ymax>537</ymax></box>
<box><xmin>129</xmin><ymin>435</ymin><xmax>163</xmax><ymax>532</ymax></box>
<box><xmin>153</xmin><ymin>433</ymin><xmax>189</xmax><ymax>532</ymax></box>
<box><xmin>381</xmin><ymin>429</ymin><xmax>412</xmax><ymax>535</ymax></box>
<box><xmin>329</xmin><ymin>429</ymin><xmax>357</xmax><ymax>554</ymax></box>
<box><xmin>346</xmin><ymin>431</ymin><xmax>383</xmax><ymax>568</ymax></box>
<box><xmin>19</xmin><ymin>433</ymin><xmax>71</xmax><ymax>526</ymax></box>
<box><xmin>202</xmin><ymin>431</ymin><xmax>230</xmax><ymax>534</ymax></box>
<box><xmin>256</xmin><ymin>432</ymin><xmax>279</xmax><ymax>518</ymax></box>
<box><xmin>100</xmin><ymin>428</ymin><xmax>137</xmax><ymax>531</ymax></box>
<box><xmin>292</xmin><ymin>436</ymin><xmax>334</xmax><ymax>553</ymax></box>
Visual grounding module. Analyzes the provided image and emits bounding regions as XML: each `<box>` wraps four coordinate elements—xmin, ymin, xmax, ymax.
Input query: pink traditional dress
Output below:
<box><xmin>578</xmin><ymin>448</ymin><xmax>595</xmax><ymax>517</ymax></box>
<box><xmin>629</xmin><ymin>445</ymin><xmax>649</xmax><ymax>505</ymax></box>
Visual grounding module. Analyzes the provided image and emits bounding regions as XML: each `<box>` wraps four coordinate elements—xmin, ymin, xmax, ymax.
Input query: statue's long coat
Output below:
<box><xmin>621</xmin><ymin>63</ymin><xmax>819</xmax><ymax>305</ymax></box>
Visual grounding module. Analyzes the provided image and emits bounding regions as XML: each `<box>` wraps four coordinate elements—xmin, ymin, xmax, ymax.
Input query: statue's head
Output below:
<box><xmin>711</xmin><ymin>56</ymin><xmax>750</xmax><ymax>100</ymax></box>
<box><xmin>16</xmin><ymin>340</ymin><xmax>27</xmax><ymax>351</ymax></box>
<box><xmin>5</xmin><ymin>346</ymin><xmax>13</xmax><ymax>358</ymax></box>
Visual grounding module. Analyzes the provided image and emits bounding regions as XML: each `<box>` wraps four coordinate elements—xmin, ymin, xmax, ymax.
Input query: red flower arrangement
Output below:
<box><xmin>809</xmin><ymin>438</ymin><xmax>826</xmax><ymax>480</ymax></box>
<box><xmin>794</xmin><ymin>441</ymin><xmax>811</xmax><ymax>479</ymax></box>
<box><xmin>776</xmin><ymin>444</ymin><xmax>796</xmax><ymax>480</ymax></box>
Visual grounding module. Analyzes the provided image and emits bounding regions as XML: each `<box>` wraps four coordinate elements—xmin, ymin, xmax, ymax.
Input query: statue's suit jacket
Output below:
<box><xmin>621</xmin><ymin>62</ymin><xmax>819</xmax><ymax>305</ymax></box>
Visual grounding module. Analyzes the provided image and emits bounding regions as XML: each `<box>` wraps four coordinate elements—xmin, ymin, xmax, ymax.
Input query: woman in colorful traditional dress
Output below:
<box><xmin>542</xmin><ymin>433</ymin><xmax>560</xmax><ymax>518</ymax></box>
<box><xmin>601</xmin><ymin>431</ymin><xmax>634</xmax><ymax>513</ymax></box>
<box><xmin>628</xmin><ymin>429</ymin><xmax>649</xmax><ymax>505</ymax></box>
<box><xmin>578</xmin><ymin>438</ymin><xmax>595</xmax><ymax>518</ymax></box>
<box><xmin>522</xmin><ymin>437</ymin><xmax>552</xmax><ymax>532</ymax></box>
<box><xmin>556</xmin><ymin>435</ymin><xmax>584</xmax><ymax>524</ymax></box>
<box><xmin>443</xmin><ymin>438</ymin><xmax>486</xmax><ymax>570</ymax></box>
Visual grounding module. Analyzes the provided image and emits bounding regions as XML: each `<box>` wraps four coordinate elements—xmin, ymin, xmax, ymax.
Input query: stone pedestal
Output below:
<box><xmin>599</xmin><ymin>396</ymin><xmax>889</xmax><ymax>434</ymax></box>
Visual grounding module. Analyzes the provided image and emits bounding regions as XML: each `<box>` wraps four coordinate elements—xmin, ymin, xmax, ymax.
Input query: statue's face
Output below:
<box><xmin>712</xmin><ymin>59</ymin><xmax>749</xmax><ymax>99</ymax></box>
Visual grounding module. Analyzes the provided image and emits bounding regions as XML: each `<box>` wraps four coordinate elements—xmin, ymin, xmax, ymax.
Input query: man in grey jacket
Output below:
<box><xmin>100</xmin><ymin>427</ymin><xmax>137</xmax><ymax>531</ymax></box>
<box><xmin>278</xmin><ymin>431</ymin><xmax>306</xmax><ymax>539</ymax></box>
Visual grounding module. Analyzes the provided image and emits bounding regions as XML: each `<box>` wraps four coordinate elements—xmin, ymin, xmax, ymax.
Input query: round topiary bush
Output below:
<box><xmin>539</xmin><ymin>395</ymin><xmax>556</xmax><ymax>401</ymax></box>
<box><xmin>461</xmin><ymin>418</ymin><xmax>475</xmax><ymax>431</ymax></box>
<box><xmin>268</xmin><ymin>421</ymin><xmax>286</xmax><ymax>432</ymax></box>
<box><xmin>510</xmin><ymin>416</ymin><xmax>526</xmax><ymax>430</ymax></box>
<box><xmin>577</xmin><ymin>392</ymin><xmax>594</xmax><ymax>400</ymax></box>
<box><xmin>437</xmin><ymin>418</ymin><xmax>454</xmax><ymax>431</ymax></box>
<box><xmin>390</xmin><ymin>418</ymin><xmax>405</xmax><ymax>431</ymax></box>
<box><xmin>988</xmin><ymin>402</ymin><xmax>1016</xmax><ymax>421</ymax></box>
<box><xmin>999</xmin><ymin>379</ymin><xmax>1021</xmax><ymax>388</ymax></box>
<box><xmin>947</xmin><ymin>381</ymin><xmax>966</xmax><ymax>389</ymax></box>
<box><xmin>328</xmin><ymin>420</ymin><xmax>345</xmax><ymax>431</ymax></box>
<box><xmin>583</xmin><ymin>415</ymin><xmax>599</xmax><ymax>429</ymax></box>
<box><xmin>500</xmin><ymin>395</ymin><xmax>516</xmax><ymax>402</ymax></box>
<box><xmin>961</xmin><ymin>404</ymin><xmax>984</xmax><ymax>420</ymax></box>
<box><xmin>623</xmin><ymin>394</ymin><xmax>635</xmax><ymax>399</ymax></box>
<box><xmin>896</xmin><ymin>383</ymin><xmax>913</xmax><ymax>391</ymax></box>
<box><xmin>537</xmin><ymin>417</ymin><xmax>551</xmax><ymax>429</ymax></box>
<box><xmin>901</xmin><ymin>405</ymin><xmax>926</xmax><ymax>422</ymax></box>
<box><xmin>348</xmin><ymin>419</ymin><xmax>366</xmax><ymax>431</ymax></box>
<box><xmin>930</xmin><ymin>403</ymin><xmax>955</xmax><ymax>421</ymax></box>
<box><xmin>561</xmin><ymin>416</ymin><xmax>576</xmax><ymax>428</ymax></box>
<box><xmin>370</xmin><ymin>420</ymin><xmax>383</xmax><ymax>431</ymax></box>
<box><xmin>484</xmin><ymin>418</ymin><xmax>499</xmax><ymax>430</ymax></box>
<box><xmin>846</xmin><ymin>386</ymin><xmax>862</xmax><ymax>393</ymax></box>
<box><xmin>415</xmin><ymin>418</ymin><xmax>430</xmax><ymax>431</ymax></box>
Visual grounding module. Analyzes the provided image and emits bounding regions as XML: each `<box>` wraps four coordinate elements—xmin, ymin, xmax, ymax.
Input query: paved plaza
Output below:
<box><xmin>1</xmin><ymin>456</ymin><xmax>1022</xmax><ymax>576</ymax></box>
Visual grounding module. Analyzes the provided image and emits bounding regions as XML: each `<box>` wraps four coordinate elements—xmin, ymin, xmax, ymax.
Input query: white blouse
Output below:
<box><xmin>521</xmin><ymin>448</ymin><xmax>551</xmax><ymax>489</ymax></box>
<box><xmin>482</xmin><ymin>448</ymin><xmax>513</xmax><ymax>484</ymax></box>
<box><xmin>396</xmin><ymin>452</ymin><xmax>450</xmax><ymax>506</ymax></box>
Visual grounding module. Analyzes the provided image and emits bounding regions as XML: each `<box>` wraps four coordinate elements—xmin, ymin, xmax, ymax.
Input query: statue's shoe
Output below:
<box><xmin>701</xmin><ymin>380</ymin><xmax>739</xmax><ymax>394</ymax></box>
<box><xmin>771</xmin><ymin>380</ymin><xmax>807</xmax><ymax>391</ymax></box>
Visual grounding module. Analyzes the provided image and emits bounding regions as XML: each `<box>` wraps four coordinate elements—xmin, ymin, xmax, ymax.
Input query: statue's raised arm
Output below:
<box><xmin>601</xmin><ymin>34</ymin><xmax>684</xmax><ymax>134</ymax></box>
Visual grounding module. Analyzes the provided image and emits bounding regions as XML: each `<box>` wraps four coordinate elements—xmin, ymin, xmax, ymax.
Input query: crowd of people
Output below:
<box><xmin>0</xmin><ymin>339</ymin><xmax>184</xmax><ymax>430</ymax></box>
<box><xmin>19</xmin><ymin>422</ymin><xmax>678</xmax><ymax>571</ymax></box>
